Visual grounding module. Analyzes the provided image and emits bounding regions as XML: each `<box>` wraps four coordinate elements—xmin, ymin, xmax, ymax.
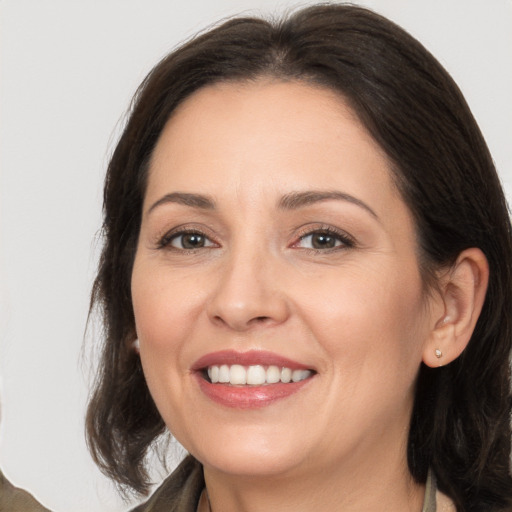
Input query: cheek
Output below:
<box><xmin>130</xmin><ymin>258</ymin><xmax>207</xmax><ymax>414</ymax></box>
<box><xmin>295</xmin><ymin>262</ymin><xmax>427</xmax><ymax>381</ymax></box>
<box><xmin>131</xmin><ymin>258</ymin><xmax>204</xmax><ymax>351</ymax></box>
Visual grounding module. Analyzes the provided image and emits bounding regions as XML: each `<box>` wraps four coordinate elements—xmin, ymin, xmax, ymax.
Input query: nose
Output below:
<box><xmin>206</xmin><ymin>245</ymin><xmax>290</xmax><ymax>332</ymax></box>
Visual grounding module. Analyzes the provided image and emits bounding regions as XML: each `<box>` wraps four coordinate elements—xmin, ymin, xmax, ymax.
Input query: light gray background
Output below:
<box><xmin>1</xmin><ymin>1</ymin><xmax>511</xmax><ymax>511</ymax></box>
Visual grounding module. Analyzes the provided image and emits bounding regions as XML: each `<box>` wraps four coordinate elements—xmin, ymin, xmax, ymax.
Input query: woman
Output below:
<box><xmin>86</xmin><ymin>4</ymin><xmax>512</xmax><ymax>511</ymax></box>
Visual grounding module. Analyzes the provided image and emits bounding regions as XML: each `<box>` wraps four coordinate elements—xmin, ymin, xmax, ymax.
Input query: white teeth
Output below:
<box><xmin>266</xmin><ymin>365</ymin><xmax>281</xmax><ymax>384</ymax></box>
<box><xmin>229</xmin><ymin>364</ymin><xmax>247</xmax><ymax>385</ymax></box>
<box><xmin>208</xmin><ymin>366</ymin><xmax>219</xmax><ymax>383</ymax></box>
<box><xmin>292</xmin><ymin>369</ymin><xmax>312</xmax><ymax>382</ymax></box>
<box><xmin>205</xmin><ymin>364</ymin><xmax>312</xmax><ymax>385</ymax></box>
<box><xmin>281</xmin><ymin>367</ymin><xmax>292</xmax><ymax>383</ymax></box>
<box><xmin>247</xmin><ymin>365</ymin><xmax>266</xmax><ymax>385</ymax></box>
<box><xmin>218</xmin><ymin>364</ymin><xmax>230</xmax><ymax>383</ymax></box>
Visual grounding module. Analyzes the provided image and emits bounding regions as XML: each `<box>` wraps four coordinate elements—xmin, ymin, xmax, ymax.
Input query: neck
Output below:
<box><xmin>201</xmin><ymin>446</ymin><xmax>425</xmax><ymax>512</ymax></box>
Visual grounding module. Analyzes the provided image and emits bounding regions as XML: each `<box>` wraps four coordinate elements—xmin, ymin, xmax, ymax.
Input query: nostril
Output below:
<box><xmin>212</xmin><ymin>314</ymin><xmax>274</xmax><ymax>330</ymax></box>
<box><xmin>253</xmin><ymin>316</ymin><xmax>271</xmax><ymax>323</ymax></box>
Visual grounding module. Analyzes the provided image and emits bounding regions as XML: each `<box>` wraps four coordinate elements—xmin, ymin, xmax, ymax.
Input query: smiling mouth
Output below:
<box><xmin>204</xmin><ymin>364</ymin><xmax>314</xmax><ymax>386</ymax></box>
<box><xmin>194</xmin><ymin>351</ymin><xmax>316</xmax><ymax>408</ymax></box>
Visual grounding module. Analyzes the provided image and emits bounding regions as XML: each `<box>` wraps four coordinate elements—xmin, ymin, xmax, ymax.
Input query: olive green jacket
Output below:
<box><xmin>131</xmin><ymin>456</ymin><xmax>204</xmax><ymax>512</ymax></box>
<box><xmin>0</xmin><ymin>470</ymin><xmax>51</xmax><ymax>512</ymax></box>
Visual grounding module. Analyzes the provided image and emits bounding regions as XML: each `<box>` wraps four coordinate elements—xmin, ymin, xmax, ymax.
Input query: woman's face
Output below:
<box><xmin>131</xmin><ymin>80</ymin><xmax>437</xmax><ymax>479</ymax></box>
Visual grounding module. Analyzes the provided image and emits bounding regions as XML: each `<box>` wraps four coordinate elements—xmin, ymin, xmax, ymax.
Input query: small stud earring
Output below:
<box><xmin>435</xmin><ymin>349</ymin><xmax>442</xmax><ymax>359</ymax></box>
<box><xmin>132</xmin><ymin>338</ymin><xmax>140</xmax><ymax>354</ymax></box>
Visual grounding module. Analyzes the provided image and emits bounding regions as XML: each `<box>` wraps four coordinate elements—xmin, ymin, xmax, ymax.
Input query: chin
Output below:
<box><xmin>179</xmin><ymin>426</ymin><xmax>310</xmax><ymax>478</ymax></box>
<box><xmin>199</xmin><ymin>448</ymin><xmax>305</xmax><ymax>478</ymax></box>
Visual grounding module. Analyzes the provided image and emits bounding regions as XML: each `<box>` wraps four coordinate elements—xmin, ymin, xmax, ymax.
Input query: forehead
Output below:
<box><xmin>146</xmin><ymin>79</ymin><xmax>402</xmax><ymax>217</ymax></box>
<box><xmin>152</xmin><ymin>79</ymin><xmax>379</xmax><ymax>161</ymax></box>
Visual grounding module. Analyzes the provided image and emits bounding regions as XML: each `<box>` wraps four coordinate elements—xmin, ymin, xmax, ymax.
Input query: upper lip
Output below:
<box><xmin>192</xmin><ymin>349</ymin><xmax>313</xmax><ymax>371</ymax></box>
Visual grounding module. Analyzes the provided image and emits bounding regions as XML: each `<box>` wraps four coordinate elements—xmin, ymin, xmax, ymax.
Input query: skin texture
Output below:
<box><xmin>131</xmin><ymin>80</ymin><xmax>486</xmax><ymax>511</ymax></box>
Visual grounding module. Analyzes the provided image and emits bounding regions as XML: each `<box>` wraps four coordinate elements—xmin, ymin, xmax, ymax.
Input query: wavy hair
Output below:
<box><xmin>86</xmin><ymin>4</ymin><xmax>512</xmax><ymax>510</ymax></box>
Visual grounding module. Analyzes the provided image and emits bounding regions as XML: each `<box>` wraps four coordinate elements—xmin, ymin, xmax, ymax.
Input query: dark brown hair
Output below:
<box><xmin>86</xmin><ymin>4</ymin><xmax>512</xmax><ymax>510</ymax></box>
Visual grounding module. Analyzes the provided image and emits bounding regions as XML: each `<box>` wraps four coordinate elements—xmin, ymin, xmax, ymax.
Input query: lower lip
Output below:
<box><xmin>196</xmin><ymin>375</ymin><xmax>312</xmax><ymax>409</ymax></box>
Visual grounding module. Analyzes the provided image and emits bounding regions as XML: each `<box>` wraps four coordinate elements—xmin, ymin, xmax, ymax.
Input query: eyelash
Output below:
<box><xmin>157</xmin><ymin>227</ymin><xmax>218</xmax><ymax>252</ymax></box>
<box><xmin>293</xmin><ymin>225</ymin><xmax>355</xmax><ymax>252</ymax></box>
<box><xmin>156</xmin><ymin>225</ymin><xmax>355</xmax><ymax>253</ymax></box>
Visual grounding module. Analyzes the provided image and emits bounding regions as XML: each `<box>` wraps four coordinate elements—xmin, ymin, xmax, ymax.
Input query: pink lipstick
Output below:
<box><xmin>192</xmin><ymin>350</ymin><xmax>315</xmax><ymax>409</ymax></box>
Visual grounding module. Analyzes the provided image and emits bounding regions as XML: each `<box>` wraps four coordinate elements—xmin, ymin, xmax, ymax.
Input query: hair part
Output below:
<box><xmin>86</xmin><ymin>4</ymin><xmax>512</xmax><ymax>509</ymax></box>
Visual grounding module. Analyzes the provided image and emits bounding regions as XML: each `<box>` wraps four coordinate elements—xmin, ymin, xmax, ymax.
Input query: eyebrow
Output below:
<box><xmin>147</xmin><ymin>190</ymin><xmax>378</xmax><ymax>219</ymax></box>
<box><xmin>278</xmin><ymin>190</ymin><xmax>378</xmax><ymax>218</ymax></box>
<box><xmin>147</xmin><ymin>192</ymin><xmax>216</xmax><ymax>214</ymax></box>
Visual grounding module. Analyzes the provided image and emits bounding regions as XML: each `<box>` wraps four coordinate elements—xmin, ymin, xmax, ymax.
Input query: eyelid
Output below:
<box><xmin>152</xmin><ymin>222</ymin><xmax>355</xmax><ymax>252</ymax></box>
<box><xmin>155</xmin><ymin>224</ymin><xmax>219</xmax><ymax>250</ymax></box>
<box><xmin>291</xmin><ymin>224</ymin><xmax>356</xmax><ymax>250</ymax></box>
<box><xmin>170</xmin><ymin>232</ymin><xmax>216</xmax><ymax>250</ymax></box>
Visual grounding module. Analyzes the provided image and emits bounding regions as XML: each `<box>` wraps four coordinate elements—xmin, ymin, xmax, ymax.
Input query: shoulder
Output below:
<box><xmin>0</xmin><ymin>470</ymin><xmax>52</xmax><ymax>512</ymax></box>
<box><xmin>131</xmin><ymin>456</ymin><xmax>204</xmax><ymax>512</ymax></box>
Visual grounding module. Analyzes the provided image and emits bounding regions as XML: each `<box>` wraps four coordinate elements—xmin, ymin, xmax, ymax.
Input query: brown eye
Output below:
<box><xmin>169</xmin><ymin>232</ymin><xmax>214</xmax><ymax>250</ymax></box>
<box><xmin>296</xmin><ymin>230</ymin><xmax>353</xmax><ymax>250</ymax></box>
<box><xmin>310</xmin><ymin>233</ymin><xmax>337</xmax><ymax>249</ymax></box>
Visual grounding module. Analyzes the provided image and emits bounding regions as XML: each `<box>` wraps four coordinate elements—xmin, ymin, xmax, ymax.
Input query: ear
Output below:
<box><xmin>422</xmin><ymin>248</ymin><xmax>489</xmax><ymax>367</ymax></box>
